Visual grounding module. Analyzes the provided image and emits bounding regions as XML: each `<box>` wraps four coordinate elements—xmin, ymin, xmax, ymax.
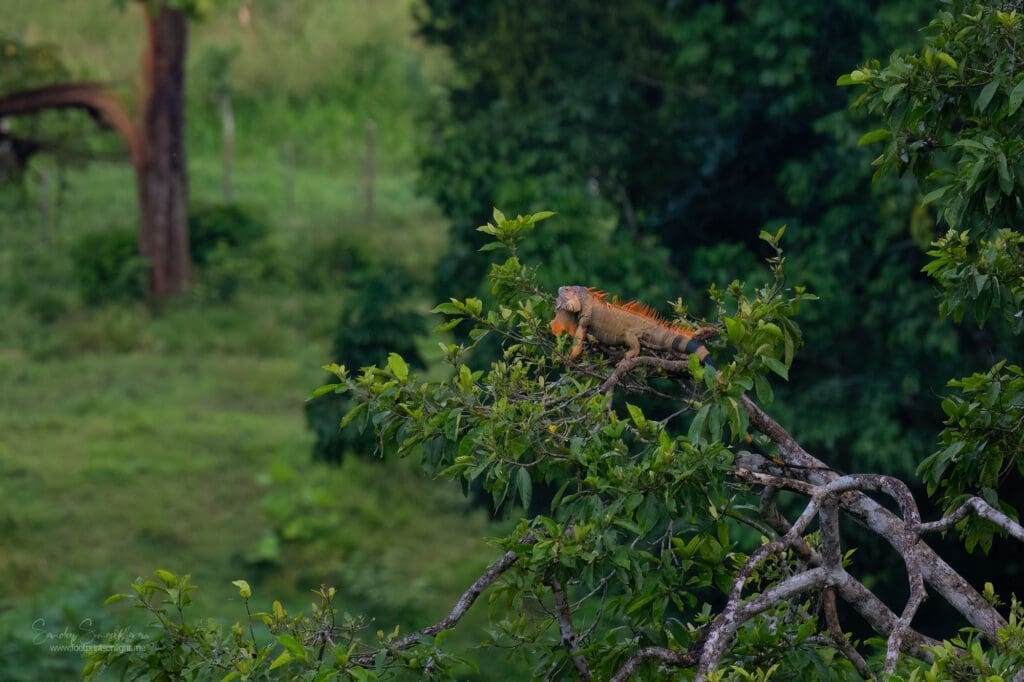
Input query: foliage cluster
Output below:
<box><xmin>70</xmin><ymin>228</ymin><xmax>148</xmax><ymax>305</ymax></box>
<box><xmin>844</xmin><ymin>0</ymin><xmax>1024</xmax><ymax>552</ymax></box>
<box><xmin>413</xmin><ymin>0</ymin><xmax>972</xmax><ymax>488</ymax></box>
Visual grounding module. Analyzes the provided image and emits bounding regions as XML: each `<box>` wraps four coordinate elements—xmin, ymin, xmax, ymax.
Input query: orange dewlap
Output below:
<box><xmin>550</xmin><ymin>309</ymin><xmax>578</xmax><ymax>336</ymax></box>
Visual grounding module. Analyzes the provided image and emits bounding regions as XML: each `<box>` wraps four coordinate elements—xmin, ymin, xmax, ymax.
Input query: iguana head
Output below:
<box><xmin>555</xmin><ymin>285</ymin><xmax>585</xmax><ymax>312</ymax></box>
<box><xmin>550</xmin><ymin>286</ymin><xmax>585</xmax><ymax>336</ymax></box>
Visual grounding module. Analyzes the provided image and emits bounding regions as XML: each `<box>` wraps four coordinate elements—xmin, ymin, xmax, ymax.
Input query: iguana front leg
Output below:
<box><xmin>622</xmin><ymin>332</ymin><xmax>640</xmax><ymax>361</ymax></box>
<box><xmin>569</xmin><ymin>304</ymin><xmax>593</xmax><ymax>359</ymax></box>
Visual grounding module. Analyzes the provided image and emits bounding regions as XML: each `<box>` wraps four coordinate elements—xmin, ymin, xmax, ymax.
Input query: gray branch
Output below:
<box><xmin>549</xmin><ymin>577</ymin><xmax>592</xmax><ymax>681</ymax></box>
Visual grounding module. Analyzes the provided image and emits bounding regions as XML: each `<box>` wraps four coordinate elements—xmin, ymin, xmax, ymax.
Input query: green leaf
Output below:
<box><xmin>762</xmin><ymin>357</ymin><xmax>789</xmax><ymax>380</ymax></box>
<box><xmin>154</xmin><ymin>569</ymin><xmax>178</xmax><ymax>587</ymax></box>
<box><xmin>996</xmin><ymin>152</ymin><xmax>1013</xmax><ymax>194</ymax></box>
<box><xmin>517</xmin><ymin>467</ymin><xmax>532</xmax><ymax>510</ymax></box>
<box><xmin>882</xmin><ymin>82</ymin><xmax>906</xmax><ymax>103</ymax></box>
<box><xmin>1008</xmin><ymin>78</ymin><xmax>1024</xmax><ymax>116</ymax></box>
<box><xmin>688</xmin><ymin>404</ymin><xmax>711</xmax><ymax>442</ymax></box>
<box><xmin>103</xmin><ymin>593</ymin><xmax>128</xmax><ymax>606</ymax></box>
<box><xmin>723</xmin><ymin>317</ymin><xmax>745</xmax><ymax>343</ymax></box>
<box><xmin>387</xmin><ymin>353</ymin><xmax>409</xmax><ymax>381</ymax></box>
<box><xmin>977</xmin><ymin>80</ymin><xmax>999</xmax><ymax>112</ymax></box>
<box><xmin>340</xmin><ymin>402</ymin><xmax>368</xmax><ymax>430</ymax></box>
<box><xmin>857</xmin><ymin>129</ymin><xmax>892</xmax><ymax>146</ymax></box>
<box><xmin>268</xmin><ymin>651</ymin><xmax>294</xmax><ymax>671</ymax></box>
<box><xmin>309</xmin><ymin>383</ymin><xmax>342</xmax><ymax>400</ymax></box>
<box><xmin>431</xmin><ymin>301</ymin><xmax>464</xmax><ymax>315</ymax></box>
<box><xmin>276</xmin><ymin>634</ymin><xmax>307</xmax><ymax>660</ymax></box>
<box><xmin>754</xmin><ymin>374</ymin><xmax>774</xmax><ymax>405</ymax></box>
<box><xmin>231</xmin><ymin>579</ymin><xmax>251</xmax><ymax>599</ymax></box>
<box><xmin>492</xmin><ymin>207</ymin><xmax>507</xmax><ymax>225</ymax></box>
<box><xmin>934</xmin><ymin>51</ymin><xmax>957</xmax><ymax>70</ymax></box>
<box><xmin>625</xmin><ymin>402</ymin><xmax>646</xmax><ymax>427</ymax></box>
<box><xmin>922</xmin><ymin>185</ymin><xmax>951</xmax><ymax>205</ymax></box>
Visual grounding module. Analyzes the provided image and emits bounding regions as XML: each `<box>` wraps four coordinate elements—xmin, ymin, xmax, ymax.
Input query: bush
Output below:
<box><xmin>187</xmin><ymin>202</ymin><xmax>267</xmax><ymax>265</ymax></box>
<box><xmin>191</xmin><ymin>242</ymin><xmax>261</xmax><ymax>304</ymax></box>
<box><xmin>69</xmin><ymin>229</ymin><xmax>147</xmax><ymax>305</ymax></box>
<box><xmin>296</xmin><ymin>232</ymin><xmax>376</xmax><ymax>293</ymax></box>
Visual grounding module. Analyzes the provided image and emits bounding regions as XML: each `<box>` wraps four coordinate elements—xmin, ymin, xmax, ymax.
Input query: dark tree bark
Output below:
<box><xmin>137</xmin><ymin>4</ymin><xmax>190</xmax><ymax>299</ymax></box>
<box><xmin>0</xmin><ymin>2</ymin><xmax>191</xmax><ymax>300</ymax></box>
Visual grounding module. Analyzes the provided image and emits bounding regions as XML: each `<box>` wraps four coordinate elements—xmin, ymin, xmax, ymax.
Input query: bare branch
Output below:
<box><xmin>919</xmin><ymin>496</ymin><xmax>1024</xmax><ymax>543</ymax></box>
<box><xmin>608</xmin><ymin>646</ymin><xmax>699</xmax><ymax>682</ymax></box>
<box><xmin>350</xmin><ymin>537</ymin><xmax>535</xmax><ymax>668</ymax></box>
<box><xmin>549</xmin><ymin>577</ymin><xmax>592</xmax><ymax>681</ymax></box>
<box><xmin>0</xmin><ymin>82</ymin><xmax>141</xmax><ymax>166</ymax></box>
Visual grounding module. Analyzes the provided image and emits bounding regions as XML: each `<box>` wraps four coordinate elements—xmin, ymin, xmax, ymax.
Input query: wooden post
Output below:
<box><xmin>219</xmin><ymin>89</ymin><xmax>234</xmax><ymax>203</ymax></box>
<box><xmin>365</xmin><ymin>118</ymin><xmax>376</xmax><ymax>223</ymax></box>
<box><xmin>283</xmin><ymin>140</ymin><xmax>295</xmax><ymax>224</ymax></box>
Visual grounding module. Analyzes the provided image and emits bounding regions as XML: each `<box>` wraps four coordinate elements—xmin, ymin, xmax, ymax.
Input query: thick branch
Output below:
<box><xmin>737</xmin><ymin>395</ymin><xmax>1006</xmax><ymax>638</ymax></box>
<box><xmin>0</xmin><ymin>82</ymin><xmax>140</xmax><ymax>166</ymax></box>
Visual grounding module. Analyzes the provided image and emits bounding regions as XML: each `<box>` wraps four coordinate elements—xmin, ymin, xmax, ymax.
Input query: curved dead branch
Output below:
<box><xmin>0</xmin><ymin>82</ymin><xmax>141</xmax><ymax>166</ymax></box>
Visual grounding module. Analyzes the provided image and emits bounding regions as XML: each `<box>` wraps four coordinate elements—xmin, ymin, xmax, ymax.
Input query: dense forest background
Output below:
<box><xmin>0</xmin><ymin>0</ymin><xmax>1020</xmax><ymax>678</ymax></box>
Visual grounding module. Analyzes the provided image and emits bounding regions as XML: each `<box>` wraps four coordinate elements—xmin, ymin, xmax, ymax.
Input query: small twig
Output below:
<box><xmin>349</xmin><ymin>536</ymin><xmax>536</xmax><ymax>668</ymax></box>
<box><xmin>549</xmin><ymin>577</ymin><xmax>592</xmax><ymax>681</ymax></box>
<box><xmin>823</xmin><ymin>588</ymin><xmax>873</xmax><ymax>680</ymax></box>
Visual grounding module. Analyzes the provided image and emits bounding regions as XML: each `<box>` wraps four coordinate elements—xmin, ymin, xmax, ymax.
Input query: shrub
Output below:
<box><xmin>187</xmin><ymin>202</ymin><xmax>267</xmax><ymax>265</ymax></box>
<box><xmin>296</xmin><ymin>232</ymin><xmax>376</xmax><ymax>293</ymax></box>
<box><xmin>69</xmin><ymin>228</ymin><xmax>147</xmax><ymax>305</ymax></box>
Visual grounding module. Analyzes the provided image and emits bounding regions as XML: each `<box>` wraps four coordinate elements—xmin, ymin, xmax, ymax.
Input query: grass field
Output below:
<box><xmin>0</xmin><ymin>1</ymin><xmax>519</xmax><ymax>677</ymax></box>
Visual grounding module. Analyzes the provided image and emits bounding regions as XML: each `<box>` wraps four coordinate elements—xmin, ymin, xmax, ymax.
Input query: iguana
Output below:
<box><xmin>550</xmin><ymin>285</ymin><xmax>716</xmax><ymax>368</ymax></box>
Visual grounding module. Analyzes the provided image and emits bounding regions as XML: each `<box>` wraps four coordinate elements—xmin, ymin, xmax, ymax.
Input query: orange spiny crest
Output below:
<box><xmin>614</xmin><ymin>300</ymin><xmax>694</xmax><ymax>338</ymax></box>
<box><xmin>586</xmin><ymin>288</ymin><xmax>608</xmax><ymax>301</ymax></box>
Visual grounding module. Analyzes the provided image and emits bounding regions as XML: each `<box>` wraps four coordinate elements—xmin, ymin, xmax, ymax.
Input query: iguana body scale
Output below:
<box><xmin>550</xmin><ymin>285</ymin><xmax>715</xmax><ymax>367</ymax></box>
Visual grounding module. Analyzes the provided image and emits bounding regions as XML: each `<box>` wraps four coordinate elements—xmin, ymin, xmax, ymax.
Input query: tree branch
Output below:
<box><xmin>349</xmin><ymin>536</ymin><xmax>535</xmax><ymax>668</ymax></box>
<box><xmin>608</xmin><ymin>646</ymin><xmax>699</xmax><ymax>682</ymax></box>
<box><xmin>919</xmin><ymin>496</ymin><xmax>1024</xmax><ymax>542</ymax></box>
<box><xmin>548</xmin><ymin>577</ymin><xmax>592</xmax><ymax>680</ymax></box>
<box><xmin>0</xmin><ymin>82</ymin><xmax>141</xmax><ymax>166</ymax></box>
<box><xmin>823</xmin><ymin>588</ymin><xmax>873</xmax><ymax>680</ymax></box>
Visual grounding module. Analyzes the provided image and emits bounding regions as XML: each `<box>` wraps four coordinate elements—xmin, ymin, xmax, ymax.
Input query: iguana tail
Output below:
<box><xmin>668</xmin><ymin>334</ymin><xmax>716</xmax><ymax>369</ymax></box>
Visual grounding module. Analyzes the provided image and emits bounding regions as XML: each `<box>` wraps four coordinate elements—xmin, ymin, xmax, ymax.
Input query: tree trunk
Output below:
<box><xmin>137</xmin><ymin>4</ymin><xmax>190</xmax><ymax>300</ymax></box>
